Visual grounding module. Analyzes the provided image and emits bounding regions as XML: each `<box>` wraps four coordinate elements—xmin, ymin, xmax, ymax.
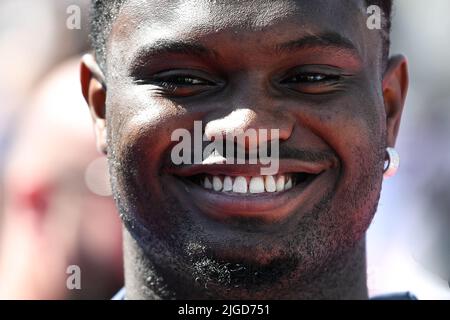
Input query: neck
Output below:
<box><xmin>123</xmin><ymin>230</ymin><xmax>368</xmax><ymax>300</ymax></box>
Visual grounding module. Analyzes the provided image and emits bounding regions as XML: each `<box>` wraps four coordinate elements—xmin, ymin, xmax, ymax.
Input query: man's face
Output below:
<box><xmin>102</xmin><ymin>0</ymin><xmax>394</xmax><ymax>297</ymax></box>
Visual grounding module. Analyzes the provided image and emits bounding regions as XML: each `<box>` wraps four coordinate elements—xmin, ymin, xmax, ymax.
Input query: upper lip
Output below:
<box><xmin>165</xmin><ymin>158</ymin><xmax>337</xmax><ymax>177</ymax></box>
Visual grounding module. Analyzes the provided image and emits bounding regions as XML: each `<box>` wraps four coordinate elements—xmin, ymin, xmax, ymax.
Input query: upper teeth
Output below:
<box><xmin>212</xmin><ymin>176</ymin><xmax>223</xmax><ymax>191</ymax></box>
<box><xmin>249</xmin><ymin>176</ymin><xmax>265</xmax><ymax>193</ymax></box>
<box><xmin>202</xmin><ymin>174</ymin><xmax>294</xmax><ymax>193</ymax></box>
<box><xmin>233</xmin><ymin>176</ymin><xmax>248</xmax><ymax>193</ymax></box>
<box><xmin>223</xmin><ymin>176</ymin><xmax>233</xmax><ymax>191</ymax></box>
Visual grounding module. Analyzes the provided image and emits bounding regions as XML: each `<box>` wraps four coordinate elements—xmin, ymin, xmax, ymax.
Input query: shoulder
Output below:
<box><xmin>111</xmin><ymin>287</ymin><xmax>126</xmax><ymax>300</ymax></box>
<box><xmin>370</xmin><ymin>292</ymin><xmax>418</xmax><ymax>300</ymax></box>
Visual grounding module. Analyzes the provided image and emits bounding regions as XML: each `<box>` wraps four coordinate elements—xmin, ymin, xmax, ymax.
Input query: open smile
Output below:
<box><xmin>187</xmin><ymin>172</ymin><xmax>316</xmax><ymax>194</ymax></box>
<box><xmin>165</xmin><ymin>158</ymin><xmax>338</xmax><ymax>224</ymax></box>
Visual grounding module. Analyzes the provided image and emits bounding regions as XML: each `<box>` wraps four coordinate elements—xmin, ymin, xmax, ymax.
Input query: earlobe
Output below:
<box><xmin>80</xmin><ymin>54</ymin><xmax>108</xmax><ymax>154</ymax></box>
<box><xmin>382</xmin><ymin>55</ymin><xmax>409</xmax><ymax>148</ymax></box>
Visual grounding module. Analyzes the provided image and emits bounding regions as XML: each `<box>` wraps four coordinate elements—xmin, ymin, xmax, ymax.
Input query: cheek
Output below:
<box><xmin>307</xmin><ymin>93</ymin><xmax>384</xmax><ymax>174</ymax></box>
<box><xmin>289</xmin><ymin>92</ymin><xmax>385</xmax><ymax>209</ymax></box>
<box><xmin>105</xmin><ymin>86</ymin><xmax>210</xmax><ymax>210</ymax></box>
<box><xmin>320</xmin><ymin>96</ymin><xmax>384</xmax><ymax>231</ymax></box>
<box><xmin>104</xmin><ymin>88</ymin><xmax>197</xmax><ymax>230</ymax></box>
<box><xmin>107</xmin><ymin>87</ymin><xmax>187</xmax><ymax>170</ymax></box>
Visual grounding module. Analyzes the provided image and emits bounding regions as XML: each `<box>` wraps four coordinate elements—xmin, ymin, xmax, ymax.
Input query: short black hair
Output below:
<box><xmin>90</xmin><ymin>0</ymin><xmax>393</xmax><ymax>72</ymax></box>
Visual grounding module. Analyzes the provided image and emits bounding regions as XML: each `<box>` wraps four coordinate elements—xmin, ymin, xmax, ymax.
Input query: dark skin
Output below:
<box><xmin>81</xmin><ymin>0</ymin><xmax>408</xmax><ymax>299</ymax></box>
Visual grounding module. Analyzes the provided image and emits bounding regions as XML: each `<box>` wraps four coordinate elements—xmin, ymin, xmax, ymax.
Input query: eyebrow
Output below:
<box><xmin>130</xmin><ymin>39</ymin><xmax>218</xmax><ymax>68</ymax></box>
<box><xmin>275</xmin><ymin>32</ymin><xmax>359</xmax><ymax>55</ymax></box>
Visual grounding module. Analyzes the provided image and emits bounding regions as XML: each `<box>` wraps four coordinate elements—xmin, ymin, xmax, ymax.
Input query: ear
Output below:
<box><xmin>382</xmin><ymin>55</ymin><xmax>409</xmax><ymax>148</ymax></box>
<box><xmin>80</xmin><ymin>54</ymin><xmax>108</xmax><ymax>154</ymax></box>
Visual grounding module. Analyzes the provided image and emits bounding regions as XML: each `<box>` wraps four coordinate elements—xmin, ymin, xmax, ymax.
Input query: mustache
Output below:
<box><xmin>195</xmin><ymin>139</ymin><xmax>337</xmax><ymax>163</ymax></box>
<box><xmin>277</xmin><ymin>146</ymin><xmax>336</xmax><ymax>163</ymax></box>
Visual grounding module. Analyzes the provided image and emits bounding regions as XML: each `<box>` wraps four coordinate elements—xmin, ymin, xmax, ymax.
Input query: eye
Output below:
<box><xmin>158</xmin><ymin>75</ymin><xmax>212</xmax><ymax>86</ymax></box>
<box><xmin>282</xmin><ymin>73</ymin><xmax>341</xmax><ymax>84</ymax></box>
<box><xmin>137</xmin><ymin>72</ymin><xmax>218</xmax><ymax>98</ymax></box>
<box><xmin>280</xmin><ymin>70</ymin><xmax>343</xmax><ymax>95</ymax></box>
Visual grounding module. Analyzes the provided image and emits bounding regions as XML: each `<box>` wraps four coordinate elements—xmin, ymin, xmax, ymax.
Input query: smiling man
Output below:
<box><xmin>80</xmin><ymin>0</ymin><xmax>408</xmax><ymax>299</ymax></box>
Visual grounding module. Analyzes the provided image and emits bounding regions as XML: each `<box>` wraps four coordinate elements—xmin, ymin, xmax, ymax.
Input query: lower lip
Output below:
<box><xmin>167</xmin><ymin>169</ymin><xmax>335</xmax><ymax>224</ymax></box>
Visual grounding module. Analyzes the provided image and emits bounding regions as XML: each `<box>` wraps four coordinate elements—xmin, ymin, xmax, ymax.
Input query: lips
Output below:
<box><xmin>164</xmin><ymin>157</ymin><xmax>338</xmax><ymax>224</ymax></box>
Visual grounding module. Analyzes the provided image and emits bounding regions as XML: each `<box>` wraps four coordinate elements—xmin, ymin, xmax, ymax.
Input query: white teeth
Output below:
<box><xmin>284</xmin><ymin>177</ymin><xmax>293</xmax><ymax>190</ymax></box>
<box><xmin>204</xmin><ymin>176</ymin><xmax>212</xmax><ymax>189</ymax></box>
<box><xmin>202</xmin><ymin>174</ymin><xmax>294</xmax><ymax>193</ymax></box>
<box><xmin>223</xmin><ymin>176</ymin><xmax>233</xmax><ymax>191</ymax></box>
<box><xmin>276</xmin><ymin>175</ymin><xmax>285</xmax><ymax>192</ymax></box>
<box><xmin>249</xmin><ymin>176</ymin><xmax>265</xmax><ymax>193</ymax></box>
<box><xmin>212</xmin><ymin>176</ymin><xmax>223</xmax><ymax>191</ymax></box>
<box><xmin>232</xmin><ymin>176</ymin><xmax>248</xmax><ymax>193</ymax></box>
<box><xmin>264</xmin><ymin>175</ymin><xmax>276</xmax><ymax>192</ymax></box>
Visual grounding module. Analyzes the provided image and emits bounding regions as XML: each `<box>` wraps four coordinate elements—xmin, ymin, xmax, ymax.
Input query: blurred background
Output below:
<box><xmin>367</xmin><ymin>0</ymin><xmax>450</xmax><ymax>299</ymax></box>
<box><xmin>0</xmin><ymin>0</ymin><xmax>448</xmax><ymax>299</ymax></box>
<box><xmin>0</xmin><ymin>0</ymin><xmax>123</xmax><ymax>299</ymax></box>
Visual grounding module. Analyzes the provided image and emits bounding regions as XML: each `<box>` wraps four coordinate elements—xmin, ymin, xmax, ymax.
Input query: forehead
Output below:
<box><xmin>114</xmin><ymin>0</ymin><xmax>366</xmax><ymax>28</ymax></box>
<box><xmin>108</xmin><ymin>0</ymin><xmax>376</xmax><ymax>70</ymax></box>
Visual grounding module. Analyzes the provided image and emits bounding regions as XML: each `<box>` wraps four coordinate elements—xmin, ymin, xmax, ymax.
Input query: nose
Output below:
<box><xmin>204</xmin><ymin>104</ymin><xmax>294</xmax><ymax>152</ymax></box>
